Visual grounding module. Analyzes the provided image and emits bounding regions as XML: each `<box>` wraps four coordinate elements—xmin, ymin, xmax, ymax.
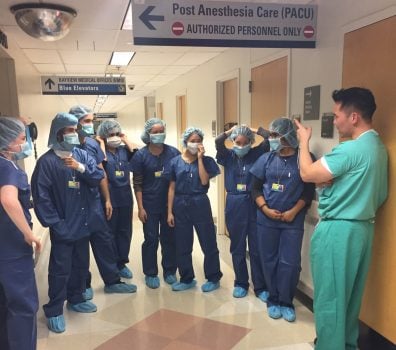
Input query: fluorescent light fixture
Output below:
<box><xmin>109</xmin><ymin>52</ymin><xmax>135</xmax><ymax>66</ymax></box>
<box><xmin>122</xmin><ymin>2</ymin><xmax>132</xmax><ymax>30</ymax></box>
<box><xmin>105</xmin><ymin>73</ymin><xmax>122</xmax><ymax>77</ymax></box>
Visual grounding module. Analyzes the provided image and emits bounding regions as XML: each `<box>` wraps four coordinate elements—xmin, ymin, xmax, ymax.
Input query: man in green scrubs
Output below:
<box><xmin>295</xmin><ymin>87</ymin><xmax>388</xmax><ymax>350</ymax></box>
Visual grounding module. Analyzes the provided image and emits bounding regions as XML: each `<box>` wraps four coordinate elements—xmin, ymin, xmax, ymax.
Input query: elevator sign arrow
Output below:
<box><xmin>132</xmin><ymin>0</ymin><xmax>317</xmax><ymax>48</ymax></box>
<box><xmin>45</xmin><ymin>78</ymin><xmax>55</xmax><ymax>89</ymax></box>
<box><xmin>139</xmin><ymin>6</ymin><xmax>165</xmax><ymax>30</ymax></box>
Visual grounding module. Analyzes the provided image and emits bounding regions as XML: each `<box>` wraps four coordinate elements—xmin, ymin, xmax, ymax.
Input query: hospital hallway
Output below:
<box><xmin>34</xmin><ymin>212</ymin><xmax>316</xmax><ymax>350</ymax></box>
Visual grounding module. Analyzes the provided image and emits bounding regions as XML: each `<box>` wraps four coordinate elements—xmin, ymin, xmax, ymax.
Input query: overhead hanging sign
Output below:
<box><xmin>41</xmin><ymin>76</ymin><xmax>126</xmax><ymax>95</ymax></box>
<box><xmin>132</xmin><ymin>1</ymin><xmax>317</xmax><ymax>48</ymax></box>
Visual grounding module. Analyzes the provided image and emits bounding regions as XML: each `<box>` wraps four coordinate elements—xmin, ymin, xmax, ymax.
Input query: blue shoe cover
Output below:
<box><xmin>233</xmin><ymin>286</ymin><xmax>248</xmax><ymax>298</ymax></box>
<box><xmin>280</xmin><ymin>306</ymin><xmax>296</xmax><ymax>322</ymax></box>
<box><xmin>172</xmin><ymin>280</ymin><xmax>197</xmax><ymax>291</ymax></box>
<box><xmin>67</xmin><ymin>300</ymin><xmax>97</xmax><ymax>313</ymax></box>
<box><xmin>104</xmin><ymin>282</ymin><xmax>137</xmax><ymax>293</ymax></box>
<box><xmin>47</xmin><ymin>315</ymin><xmax>65</xmax><ymax>333</ymax></box>
<box><xmin>257</xmin><ymin>291</ymin><xmax>269</xmax><ymax>303</ymax></box>
<box><xmin>119</xmin><ymin>266</ymin><xmax>133</xmax><ymax>279</ymax></box>
<box><xmin>267</xmin><ymin>305</ymin><xmax>282</xmax><ymax>319</ymax></box>
<box><xmin>145</xmin><ymin>276</ymin><xmax>160</xmax><ymax>289</ymax></box>
<box><xmin>164</xmin><ymin>274</ymin><xmax>177</xmax><ymax>285</ymax></box>
<box><xmin>83</xmin><ymin>287</ymin><xmax>94</xmax><ymax>301</ymax></box>
<box><xmin>201</xmin><ymin>281</ymin><xmax>220</xmax><ymax>292</ymax></box>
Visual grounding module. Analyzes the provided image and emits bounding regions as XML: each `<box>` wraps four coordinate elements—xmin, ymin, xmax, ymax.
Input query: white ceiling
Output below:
<box><xmin>0</xmin><ymin>0</ymin><xmax>229</xmax><ymax>112</ymax></box>
<box><xmin>0</xmin><ymin>0</ymin><xmax>310</xmax><ymax>113</ymax></box>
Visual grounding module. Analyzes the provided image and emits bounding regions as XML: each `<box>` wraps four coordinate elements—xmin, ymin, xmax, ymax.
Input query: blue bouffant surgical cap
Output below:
<box><xmin>230</xmin><ymin>125</ymin><xmax>255</xmax><ymax>144</ymax></box>
<box><xmin>141</xmin><ymin>118</ymin><xmax>166</xmax><ymax>144</ymax></box>
<box><xmin>269</xmin><ymin>117</ymin><xmax>298</xmax><ymax>148</ymax></box>
<box><xmin>97</xmin><ymin>120</ymin><xmax>121</xmax><ymax>138</ymax></box>
<box><xmin>69</xmin><ymin>105</ymin><xmax>93</xmax><ymax>121</ymax></box>
<box><xmin>0</xmin><ymin>117</ymin><xmax>25</xmax><ymax>151</ymax></box>
<box><xmin>48</xmin><ymin>113</ymin><xmax>78</xmax><ymax>148</ymax></box>
<box><xmin>182</xmin><ymin>127</ymin><xmax>204</xmax><ymax>146</ymax></box>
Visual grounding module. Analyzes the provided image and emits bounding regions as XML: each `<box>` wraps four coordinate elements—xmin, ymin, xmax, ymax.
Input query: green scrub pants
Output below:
<box><xmin>310</xmin><ymin>219</ymin><xmax>374</xmax><ymax>350</ymax></box>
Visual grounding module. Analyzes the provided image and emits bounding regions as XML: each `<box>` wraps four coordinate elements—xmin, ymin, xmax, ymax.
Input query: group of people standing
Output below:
<box><xmin>0</xmin><ymin>87</ymin><xmax>388</xmax><ymax>350</ymax></box>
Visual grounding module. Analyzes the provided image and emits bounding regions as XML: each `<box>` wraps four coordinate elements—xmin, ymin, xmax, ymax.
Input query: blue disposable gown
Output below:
<box><xmin>31</xmin><ymin>148</ymin><xmax>106</xmax><ymax>242</ymax></box>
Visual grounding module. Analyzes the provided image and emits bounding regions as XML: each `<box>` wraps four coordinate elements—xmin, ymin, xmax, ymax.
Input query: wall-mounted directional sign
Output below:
<box><xmin>132</xmin><ymin>0</ymin><xmax>317</xmax><ymax>48</ymax></box>
<box><xmin>41</xmin><ymin>76</ymin><xmax>126</xmax><ymax>95</ymax></box>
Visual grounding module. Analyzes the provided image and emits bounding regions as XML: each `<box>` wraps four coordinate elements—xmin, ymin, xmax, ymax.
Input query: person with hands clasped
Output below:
<box><xmin>215</xmin><ymin>124</ymin><xmax>270</xmax><ymax>300</ymax></box>
<box><xmin>0</xmin><ymin>117</ymin><xmax>41</xmax><ymax>350</ymax></box>
<box><xmin>167</xmin><ymin>127</ymin><xmax>223</xmax><ymax>292</ymax></box>
<box><xmin>250</xmin><ymin>117</ymin><xmax>315</xmax><ymax>322</ymax></box>
<box><xmin>130</xmin><ymin>118</ymin><xmax>179</xmax><ymax>289</ymax></box>
<box><xmin>97</xmin><ymin>120</ymin><xmax>138</xmax><ymax>280</ymax></box>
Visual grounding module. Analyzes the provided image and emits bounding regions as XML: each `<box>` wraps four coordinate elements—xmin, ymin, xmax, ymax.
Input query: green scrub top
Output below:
<box><xmin>318</xmin><ymin>130</ymin><xmax>388</xmax><ymax>220</ymax></box>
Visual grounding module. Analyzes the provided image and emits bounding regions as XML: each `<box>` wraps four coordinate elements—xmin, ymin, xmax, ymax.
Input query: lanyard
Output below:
<box><xmin>275</xmin><ymin>155</ymin><xmax>290</xmax><ymax>184</ymax></box>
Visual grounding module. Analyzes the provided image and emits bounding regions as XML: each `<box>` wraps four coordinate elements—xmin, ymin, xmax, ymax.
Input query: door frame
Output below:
<box><xmin>216</xmin><ymin>68</ymin><xmax>240</xmax><ymax>236</ymax></box>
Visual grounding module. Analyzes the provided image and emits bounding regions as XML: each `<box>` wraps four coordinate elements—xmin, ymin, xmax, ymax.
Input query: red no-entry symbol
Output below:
<box><xmin>172</xmin><ymin>22</ymin><xmax>184</xmax><ymax>36</ymax></box>
<box><xmin>303</xmin><ymin>26</ymin><xmax>315</xmax><ymax>38</ymax></box>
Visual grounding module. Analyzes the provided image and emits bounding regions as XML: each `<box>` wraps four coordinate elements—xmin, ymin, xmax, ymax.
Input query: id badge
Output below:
<box><xmin>271</xmin><ymin>183</ymin><xmax>284</xmax><ymax>192</ymax></box>
<box><xmin>115</xmin><ymin>170</ymin><xmax>124</xmax><ymax>177</ymax></box>
<box><xmin>154</xmin><ymin>171</ymin><xmax>163</xmax><ymax>178</ymax></box>
<box><xmin>68</xmin><ymin>180</ymin><xmax>80</xmax><ymax>189</ymax></box>
<box><xmin>236</xmin><ymin>184</ymin><xmax>247</xmax><ymax>192</ymax></box>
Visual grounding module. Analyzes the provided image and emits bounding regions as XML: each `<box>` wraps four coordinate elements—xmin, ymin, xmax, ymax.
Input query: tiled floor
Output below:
<box><xmin>35</xmin><ymin>215</ymin><xmax>316</xmax><ymax>350</ymax></box>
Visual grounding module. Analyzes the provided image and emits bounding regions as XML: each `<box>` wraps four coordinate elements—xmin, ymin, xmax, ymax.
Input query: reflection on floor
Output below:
<box><xmin>35</xmin><ymin>216</ymin><xmax>316</xmax><ymax>350</ymax></box>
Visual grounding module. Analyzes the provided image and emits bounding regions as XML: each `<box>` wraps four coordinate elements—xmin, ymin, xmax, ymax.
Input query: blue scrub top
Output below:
<box><xmin>0</xmin><ymin>157</ymin><xmax>33</xmax><ymax>259</ymax></box>
<box><xmin>168</xmin><ymin>155</ymin><xmax>220</xmax><ymax>195</ymax></box>
<box><xmin>216</xmin><ymin>142</ymin><xmax>269</xmax><ymax>194</ymax></box>
<box><xmin>31</xmin><ymin>148</ymin><xmax>106</xmax><ymax>242</ymax></box>
<box><xmin>130</xmin><ymin>145</ymin><xmax>180</xmax><ymax>212</ymax></box>
<box><xmin>250</xmin><ymin>151</ymin><xmax>314</xmax><ymax>228</ymax></box>
<box><xmin>80</xmin><ymin>137</ymin><xmax>105</xmax><ymax>164</ymax></box>
<box><xmin>104</xmin><ymin>146</ymin><xmax>133</xmax><ymax>207</ymax></box>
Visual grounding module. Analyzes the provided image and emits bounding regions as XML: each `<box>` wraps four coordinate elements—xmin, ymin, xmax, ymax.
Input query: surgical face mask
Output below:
<box><xmin>81</xmin><ymin>123</ymin><xmax>94</xmax><ymax>135</ymax></box>
<box><xmin>60</xmin><ymin>132</ymin><xmax>80</xmax><ymax>151</ymax></box>
<box><xmin>10</xmin><ymin>142</ymin><xmax>32</xmax><ymax>161</ymax></box>
<box><xmin>233</xmin><ymin>143</ymin><xmax>251</xmax><ymax>158</ymax></box>
<box><xmin>269</xmin><ymin>138</ymin><xmax>283</xmax><ymax>152</ymax></box>
<box><xmin>149</xmin><ymin>133</ymin><xmax>166</xmax><ymax>144</ymax></box>
<box><xmin>187</xmin><ymin>142</ymin><xmax>199</xmax><ymax>155</ymax></box>
<box><xmin>107</xmin><ymin>136</ymin><xmax>122</xmax><ymax>148</ymax></box>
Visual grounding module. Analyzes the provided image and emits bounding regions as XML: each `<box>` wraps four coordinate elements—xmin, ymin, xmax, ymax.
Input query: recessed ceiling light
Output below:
<box><xmin>109</xmin><ymin>52</ymin><xmax>135</xmax><ymax>66</ymax></box>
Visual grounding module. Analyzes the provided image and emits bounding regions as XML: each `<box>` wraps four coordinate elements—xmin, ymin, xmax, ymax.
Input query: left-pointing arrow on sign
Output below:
<box><xmin>139</xmin><ymin>6</ymin><xmax>164</xmax><ymax>30</ymax></box>
<box><xmin>45</xmin><ymin>78</ymin><xmax>55</xmax><ymax>89</ymax></box>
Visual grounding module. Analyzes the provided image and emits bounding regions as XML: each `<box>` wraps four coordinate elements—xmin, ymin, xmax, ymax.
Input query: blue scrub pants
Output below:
<box><xmin>142</xmin><ymin>210</ymin><xmax>177</xmax><ymax>278</ymax></box>
<box><xmin>257</xmin><ymin>224</ymin><xmax>304</xmax><ymax>307</ymax></box>
<box><xmin>173</xmin><ymin>194</ymin><xmax>223</xmax><ymax>284</ymax></box>
<box><xmin>89</xmin><ymin>229</ymin><xmax>121</xmax><ymax>285</ymax></box>
<box><xmin>109</xmin><ymin>205</ymin><xmax>133</xmax><ymax>269</ymax></box>
<box><xmin>225</xmin><ymin>193</ymin><xmax>266</xmax><ymax>294</ymax></box>
<box><xmin>44</xmin><ymin>235</ymin><xmax>89</xmax><ymax>317</ymax></box>
<box><xmin>0</xmin><ymin>256</ymin><xmax>38</xmax><ymax>350</ymax></box>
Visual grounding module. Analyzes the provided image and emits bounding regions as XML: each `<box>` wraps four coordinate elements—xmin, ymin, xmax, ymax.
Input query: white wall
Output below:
<box><xmin>11</xmin><ymin>0</ymin><xmax>395</xmax><ymax>291</ymax></box>
<box><xmin>113</xmin><ymin>0</ymin><xmax>396</xmax><ymax>292</ymax></box>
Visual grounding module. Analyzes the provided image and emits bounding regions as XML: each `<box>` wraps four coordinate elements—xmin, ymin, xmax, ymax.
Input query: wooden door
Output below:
<box><xmin>342</xmin><ymin>15</ymin><xmax>396</xmax><ymax>343</ymax></box>
<box><xmin>176</xmin><ymin>95</ymin><xmax>187</xmax><ymax>151</ymax></box>
<box><xmin>251</xmin><ymin>57</ymin><xmax>288</xmax><ymax>130</ymax></box>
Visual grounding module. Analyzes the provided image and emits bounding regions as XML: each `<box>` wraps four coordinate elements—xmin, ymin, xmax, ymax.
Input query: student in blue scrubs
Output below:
<box><xmin>0</xmin><ymin>117</ymin><xmax>41</xmax><ymax>350</ymax></box>
<box><xmin>167</xmin><ymin>127</ymin><xmax>223</xmax><ymax>292</ymax></box>
<box><xmin>130</xmin><ymin>118</ymin><xmax>179</xmax><ymax>288</ymax></box>
<box><xmin>32</xmin><ymin>113</ymin><xmax>136</xmax><ymax>334</ymax></box>
<box><xmin>215</xmin><ymin>125</ymin><xmax>269</xmax><ymax>300</ymax></box>
<box><xmin>69</xmin><ymin>105</ymin><xmax>136</xmax><ymax>299</ymax></box>
<box><xmin>97</xmin><ymin>120</ymin><xmax>137</xmax><ymax>279</ymax></box>
<box><xmin>250</xmin><ymin>117</ymin><xmax>315</xmax><ymax>322</ymax></box>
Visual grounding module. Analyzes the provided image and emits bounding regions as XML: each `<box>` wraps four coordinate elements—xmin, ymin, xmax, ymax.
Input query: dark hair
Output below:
<box><xmin>332</xmin><ymin>87</ymin><xmax>376</xmax><ymax>122</ymax></box>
